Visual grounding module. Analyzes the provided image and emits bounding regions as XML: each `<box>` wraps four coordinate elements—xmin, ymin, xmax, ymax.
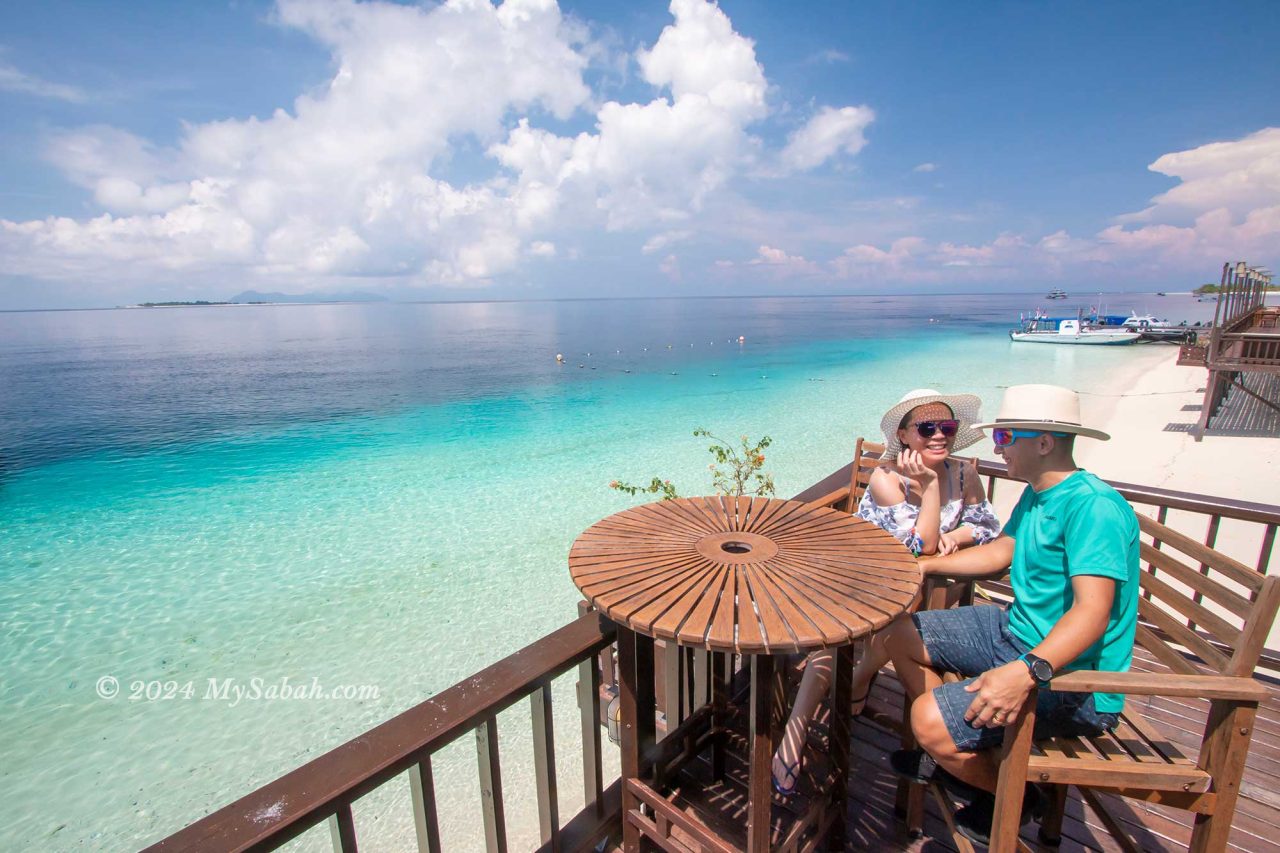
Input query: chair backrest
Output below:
<box><xmin>1136</xmin><ymin>513</ymin><xmax>1280</xmax><ymax>679</ymax></box>
<box><xmin>849</xmin><ymin>437</ymin><xmax>886</xmax><ymax>509</ymax></box>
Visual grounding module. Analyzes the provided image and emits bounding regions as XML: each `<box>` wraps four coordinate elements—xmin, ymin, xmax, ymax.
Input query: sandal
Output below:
<box><xmin>772</xmin><ymin>753</ymin><xmax>802</xmax><ymax>797</ymax></box>
<box><xmin>851</xmin><ymin>671</ymin><xmax>879</xmax><ymax>716</ymax></box>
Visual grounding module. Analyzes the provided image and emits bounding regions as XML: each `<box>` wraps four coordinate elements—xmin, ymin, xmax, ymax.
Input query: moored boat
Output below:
<box><xmin>1010</xmin><ymin>318</ymin><xmax>1140</xmax><ymax>345</ymax></box>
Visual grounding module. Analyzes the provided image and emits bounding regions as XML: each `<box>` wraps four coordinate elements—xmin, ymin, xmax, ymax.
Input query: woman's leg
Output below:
<box><xmin>771</xmin><ymin>649</ymin><xmax>834</xmax><ymax>789</ymax></box>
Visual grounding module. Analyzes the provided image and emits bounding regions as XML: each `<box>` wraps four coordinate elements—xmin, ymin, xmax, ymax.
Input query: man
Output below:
<box><xmin>883</xmin><ymin>384</ymin><xmax>1140</xmax><ymax>846</ymax></box>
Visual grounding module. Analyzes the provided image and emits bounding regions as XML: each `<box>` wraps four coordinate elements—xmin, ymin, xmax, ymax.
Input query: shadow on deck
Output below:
<box><xmin>832</xmin><ymin>650</ymin><xmax>1280</xmax><ymax>851</ymax></box>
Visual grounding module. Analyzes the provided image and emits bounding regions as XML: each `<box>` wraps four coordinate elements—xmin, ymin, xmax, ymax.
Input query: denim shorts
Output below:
<box><xmin>912</xmin><ymin>604</ymin><xmax>1119</xmax><ymax>752</ymax></box>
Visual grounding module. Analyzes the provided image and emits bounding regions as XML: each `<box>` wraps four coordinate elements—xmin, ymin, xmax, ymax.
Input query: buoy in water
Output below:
<box><xmin>738</xmin><ymin>335</ymin><xmax>745</xmax><ymax>343</ymax></box>
<box><xmin>556</xmin><ymin>353</ymin><xmax>565</xmax><ymax>363</ymax></box>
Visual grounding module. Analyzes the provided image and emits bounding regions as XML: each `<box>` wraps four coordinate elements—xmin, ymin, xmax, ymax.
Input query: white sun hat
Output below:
<box><xmin>878</xmin><ymin>389</ymin><xmax>985</xmax><ymax>461</ymax></box>
<box><xmin>971</xmin><ymin>384</ymin><xmax>1110</xmax><ymax>441</ymax></box>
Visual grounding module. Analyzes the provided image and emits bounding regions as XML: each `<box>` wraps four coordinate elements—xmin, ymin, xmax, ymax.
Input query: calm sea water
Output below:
<box><xmin>0</xmin><ymin>294</ymin><xmax>1208</xmax><ymax>850</ymax></box>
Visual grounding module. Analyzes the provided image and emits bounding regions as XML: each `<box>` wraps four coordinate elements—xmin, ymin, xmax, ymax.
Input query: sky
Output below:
<box><xmin>0</xmin><ymin>0</ymin><xmax>1277</xmax><ymax>309</ymax></box>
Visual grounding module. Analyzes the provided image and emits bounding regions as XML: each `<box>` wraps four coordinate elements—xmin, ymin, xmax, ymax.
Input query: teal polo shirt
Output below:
<box><xmin>1004</xmin><ymin>470</ymin><xmax>1140</xmax><ymax>713</ymax></box>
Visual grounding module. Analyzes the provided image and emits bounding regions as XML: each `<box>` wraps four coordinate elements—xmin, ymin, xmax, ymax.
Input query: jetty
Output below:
<box><xmin>1179</xmin><ymin>261</ymin><xmax>1279</xmax><ymax>439</ymax></box>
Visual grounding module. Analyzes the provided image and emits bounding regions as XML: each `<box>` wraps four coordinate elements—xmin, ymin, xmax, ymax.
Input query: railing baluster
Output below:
<box><xmin>530</xmin><ymin>684</ymin><xmax>560</xmax><ymax>850</ymax></box>
<box><xmin>663</xmin><ymin>640</ymin><xmax>682</xmax><ymax>731</ymax></box>
<box><xmin>1189</xmin><ymin>514</ymin><xmax>1223</xmax><ymax>629</ymax></box>
<box><xmin>476</xmin><ymin>717</ymin><xmax>508</xmax><ymax>853</ymax></box>
<box><xmin>328</xmin><ymin>803</ymin><xmax>358</xmax><ymax>853</ymax></box>
<box><xmin>1144</xmin><ymin>505</ymin><xmax>1170</xmax><ymax>601</ymax></box>
<box><xmin>408</xmin><ymin>758</ymin><xmax>442</xmax><ymax>853</ymax></box>
<box><xmin>577</xmin><ymin>651</ymin><xmax>603</xmax><ymax>817</ymax></box>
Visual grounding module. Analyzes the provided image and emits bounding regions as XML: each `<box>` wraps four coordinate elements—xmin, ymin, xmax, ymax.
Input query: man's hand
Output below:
<box><xmin>962</xmin><ymin>661</ymin><xmax>1035</xmax><ymax>728</ymax></box>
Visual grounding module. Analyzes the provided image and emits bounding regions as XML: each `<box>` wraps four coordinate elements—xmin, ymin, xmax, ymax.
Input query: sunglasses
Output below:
<box><xmin>909</xmin><ymin>419</ymin><xmax>959</xmax><ymax>439</ymax></box>
<box><xmin>991</xmin><ymin>428</ymin><xmax>1070</xmax><ymax>447</ymax></box>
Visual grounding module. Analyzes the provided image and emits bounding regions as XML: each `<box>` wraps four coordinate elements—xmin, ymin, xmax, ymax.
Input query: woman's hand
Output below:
<box><xmin>937</xmin><ymin>530</ymin><xmax>961</xmax><ymax>556</ymax></box>
<box><xmin>897</xmin><ymin>449</ymin><xmax>938</xmax><ymax>485</ymax></box>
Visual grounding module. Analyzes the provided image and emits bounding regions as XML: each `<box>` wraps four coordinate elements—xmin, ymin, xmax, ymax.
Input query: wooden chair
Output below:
<box><xmin>937</xmin><ymin>512</ymin><xmax>1280</xmax><ymax>852</ymax></box>
<box><xmin>848</xmin><ymin>436</ymin><xmax>885</xmax><ymax>509</ymax></box>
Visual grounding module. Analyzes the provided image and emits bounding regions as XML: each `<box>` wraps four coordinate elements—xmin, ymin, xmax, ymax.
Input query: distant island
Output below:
<box><xmin>134</xmin><ymin>290</ymin><xmax>390</xmax><ymax>307</ymax></box>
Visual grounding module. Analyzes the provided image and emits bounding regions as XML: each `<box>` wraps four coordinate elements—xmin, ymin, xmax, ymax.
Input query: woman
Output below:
<box><xmin>772</xmin><ymin>389</ymin><xmax>1001</xmax><ymax>795</ymax></box>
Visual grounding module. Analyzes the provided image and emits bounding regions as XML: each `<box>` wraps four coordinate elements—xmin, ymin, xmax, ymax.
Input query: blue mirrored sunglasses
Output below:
<box><xmin>991</xmin><ymin>428</ymin><xmax>1070</xmax><ymax>447</ymax></box>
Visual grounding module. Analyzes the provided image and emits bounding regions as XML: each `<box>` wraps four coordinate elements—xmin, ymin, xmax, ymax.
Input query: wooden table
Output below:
<box><xmin>570</xmin><ymin>496</ymin><xmax>920</xmax><ymax>851</ymax></box>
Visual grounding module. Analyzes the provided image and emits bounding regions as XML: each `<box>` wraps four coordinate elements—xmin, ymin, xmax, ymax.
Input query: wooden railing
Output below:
<box><xmin>143</xmin><ymin>613</ymin><xmax>620</xmax><ymax>853</ymax></box>
<box><xmin>145</xmin><ymin>460</ymin><xmax>1280</xmax><ymax>852</ymax></box>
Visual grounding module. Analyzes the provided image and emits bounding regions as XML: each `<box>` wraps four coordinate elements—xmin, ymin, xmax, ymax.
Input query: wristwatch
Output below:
<box><xmin>1019</xmin><ymin>652</ymin><xmax>1054</xmax><ymax>687</ymax></box>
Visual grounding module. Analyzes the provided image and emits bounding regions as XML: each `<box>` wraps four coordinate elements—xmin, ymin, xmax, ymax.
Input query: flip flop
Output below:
<box><xmin>772</xmin><ymin>754</ymin><xmax>802</xmax><ymax>797</ymax></box>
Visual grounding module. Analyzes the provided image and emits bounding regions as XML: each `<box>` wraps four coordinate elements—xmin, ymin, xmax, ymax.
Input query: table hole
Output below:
<box><xmin>721</xmin><ymin>541</ymin><xmax>752</xmax><ymax>554</ymax></box>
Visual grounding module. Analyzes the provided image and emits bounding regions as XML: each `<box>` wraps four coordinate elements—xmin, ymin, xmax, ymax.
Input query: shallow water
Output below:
<box><xmin>0</xmin><ymin>293</ymin><xmax>1212</xmax><ymax>849</ymax></box>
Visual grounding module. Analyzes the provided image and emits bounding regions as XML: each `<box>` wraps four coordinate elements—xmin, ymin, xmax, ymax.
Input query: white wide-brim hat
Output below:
<box><xmin>879</xmin><ymin>389</ymin><xmax>985</xmax><ymax>460</ymax></box>
<box><xmin>971</xmin><ymin>383</ymin><xmax>1110</xmax><ymax>441</ymax></box>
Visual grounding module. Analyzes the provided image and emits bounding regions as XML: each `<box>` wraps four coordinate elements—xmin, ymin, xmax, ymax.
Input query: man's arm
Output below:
<box><xmin>920</xmin><ymin>533</ymin><xmax>1015</xmax><ymax>579</ymax></box>
<box><xmin>962</xmin><ymin>574</ymin><xmax>1115</xmax><ymax>728</ymax></box>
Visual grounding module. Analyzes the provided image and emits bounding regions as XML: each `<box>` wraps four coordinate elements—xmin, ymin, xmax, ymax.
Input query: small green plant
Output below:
<box><xmin>610</xmin><ymin>429</ymin><xmax>775</xmax><ymax>501</ymax></box>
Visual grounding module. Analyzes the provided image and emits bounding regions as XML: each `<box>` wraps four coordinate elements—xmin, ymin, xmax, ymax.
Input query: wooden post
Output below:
<box><xmin>747</xmin><ymin>654</ymin><xmax>778</xmax><ymax>853</ymax></box>
<box><xmin>1190</xmin><ymin>700</ymin><xmax>1258</xmax><ymax>852</ymax></box>
<box><xmin>617</xmin><ymin>625</ymin><xmax>656</xmax><ymax>853</ymax></box>
<box><xmin>988</xmin><ymin>691</ymin><xmax>1036</xmax><ymax>853</ymax></box>
<box><xmin>825</xmin><ymin>643</ymin><xmax>855</xmax><ymax>850</ymax></box>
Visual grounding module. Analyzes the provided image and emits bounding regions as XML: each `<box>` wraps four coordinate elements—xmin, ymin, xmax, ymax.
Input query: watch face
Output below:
<box><xmin>1031</xmin><ymin>658</ymin><xmax>1053</xmax><ymax>682</ymax></box>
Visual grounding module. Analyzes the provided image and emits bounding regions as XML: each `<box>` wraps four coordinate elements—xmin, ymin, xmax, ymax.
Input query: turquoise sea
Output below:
<box><xmin>0</xmin><ymin>294</ymin><xmax>1209</xmax><ymax>850</ymax></box>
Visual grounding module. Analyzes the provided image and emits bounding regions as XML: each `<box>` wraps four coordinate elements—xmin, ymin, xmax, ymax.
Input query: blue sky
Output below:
<box><xmin>1</xmin><ymin>0</ymin><xmax>1277</xmax><ymax>309</ymax></box>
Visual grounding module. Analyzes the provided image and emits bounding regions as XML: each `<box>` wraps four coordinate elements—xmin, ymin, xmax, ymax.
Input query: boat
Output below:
<box><xmin>1120</xmin><ymin>313</ymin><xmax>1197</xmax><ymax>343</ymax></box>
<box><xmin>1045</xmin><ymin>288</ymin><xmax>1068</xmax><ymax>300</ymax></box>
<box><xmin>1010</xmin><ymin>317</ymin><xmax>1140</xmax><ymax>345</ymax></box>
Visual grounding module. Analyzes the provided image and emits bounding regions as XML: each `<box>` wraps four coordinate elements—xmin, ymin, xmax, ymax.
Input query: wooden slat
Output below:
<box><xmin>1026</xmin><ymin>754</ymin><xmax>1211</xmax><ymax>791</ymax></box>
<box><xmin>1141</xmin><ymin>543</ymin><xmax>1253</xmax><ymax>620</ymax></box>
<box><xmin>530</xmin><ymin>685</ymin><xmax>560</xmax><ymax>850</ymax></box>
<box><xmin>328</xmin><ymin>804</ymin><xmax>358</xmax><ymax>853</ymax></box>
<box><xmin>477</xmin><ymin>717</ymin><xmax>507</xmax><ymax>853</ymax></box>
<box><xmin>1048</xmin><ymin>670</ymin><xmax>1264</xmax><ymax>702</ymax></box>
<box><xmin>1138</xmin><ymin>598</ymin><xmax>1232</xmax><ymax>672</ymax></box>
<box><xmin>408</xmin><ymin>759</ymin><xmax>442</xmax><ymax>853</ymax></box>
<box><xmin>1140</xmin><ymin>570</ymin><xmax>1243</xmax><ymax>649</ymax></box>
<box><xmin>1137</xmin><ymin>514</ymin><xmax>1263</xmax><ymax>593</ymax></box>
<box><xmin>1134</xmin><ymin>623</ymin><xmax>1203</xmax><ymax>674</ymax></box>
<box><xmin>577</xmin><ymin>653</ymin><xmax>604</xmax><ymax>819</ymax></box>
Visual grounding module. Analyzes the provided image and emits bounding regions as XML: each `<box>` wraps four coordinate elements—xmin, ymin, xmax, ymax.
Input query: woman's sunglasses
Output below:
<box><xmin>909</xmin><ymin>419</ymin><xmax>959</xmax><ymax>439</ymax></box>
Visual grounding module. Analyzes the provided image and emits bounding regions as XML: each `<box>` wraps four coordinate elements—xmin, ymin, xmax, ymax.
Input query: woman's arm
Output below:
<box><xmin>897</xmin><ymin>450</ymin><xmax>942</xmax><ymax>555</ymax></box>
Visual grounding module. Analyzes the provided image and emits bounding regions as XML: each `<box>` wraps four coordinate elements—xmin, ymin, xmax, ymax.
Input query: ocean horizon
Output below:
<box><xmin>0</xmin><ymin>293</ymin><xmax>1215</xmax><ymax>850</ymax></box>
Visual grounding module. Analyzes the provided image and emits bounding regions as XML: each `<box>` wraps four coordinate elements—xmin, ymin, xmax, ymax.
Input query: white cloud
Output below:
<box><xmin>0</xmin><ymin>61</ymin><xmax>86</xmax><ymax>102</ymax></box>
<box><xmin>6</xmin><ymin>0</ymin><xmax>881</xmax><ymax>297</ymax></box>
<box><xmin>659</xmin><ymin>253</ymin><xmax>681</xmax><ymax>281</ymax></box>
<box><xmin>778</xmin><ymin>105</ymin><xmax>875</xmax><ymax>172</ymax></box>
<box><xmin>641</xmin><ymin>230</ymin><xmax>693</xmax><ymax>254</ymax></box>
<box><xmin>913</xmin><ymin>162</ymin><xmax>937</xmax><ymax>173</ymax></box>
<box><xmin>746</xmin><ymin>244</ymin><xmax>818</xmax><ymax>275</ymax></box>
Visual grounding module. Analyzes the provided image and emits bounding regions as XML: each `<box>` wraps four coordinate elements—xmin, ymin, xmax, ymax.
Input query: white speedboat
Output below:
<box><xmin>1010</xmin><ymin>318</ymin><xmax>1140</xmax><ymax>345</ymax></box>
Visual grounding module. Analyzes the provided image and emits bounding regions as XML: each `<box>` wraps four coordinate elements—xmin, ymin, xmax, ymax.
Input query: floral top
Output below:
<box><xmin>856</xmin><ymin>461</ymin><xmax>1002</xmax><ymax>556</ymax></box>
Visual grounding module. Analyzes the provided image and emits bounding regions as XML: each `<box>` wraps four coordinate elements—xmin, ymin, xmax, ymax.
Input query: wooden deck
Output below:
<box><xmin>838</xmin><ymin>646</ymin><xmax>1280</xmax><ymax>851</ymax></box>
<box><xmin>606</xmin><ymin>634</ymin><xmax>1280</xmax><ymax>852</ymax></box>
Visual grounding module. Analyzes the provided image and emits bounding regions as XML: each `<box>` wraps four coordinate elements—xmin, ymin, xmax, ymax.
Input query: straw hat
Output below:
<box><xmin>971</xmin><ymin>384</ymin><xmax>1110</xmax><ymax>441</ymax></box>
<box><xmin>878</xmin><ymin>389</ymin><xmax>985</xmax><ymax>460</ymax></box>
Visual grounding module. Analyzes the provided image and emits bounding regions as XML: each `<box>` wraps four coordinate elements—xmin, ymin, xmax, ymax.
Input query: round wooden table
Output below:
<box><xmin>570</xmin><ymin>496</ymin><xmax>920</xmax><ymax>852</ymax></box>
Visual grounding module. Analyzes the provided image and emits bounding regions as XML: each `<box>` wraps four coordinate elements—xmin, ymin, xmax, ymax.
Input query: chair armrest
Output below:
<box><xmin>1047</xmin><ymin>670</ymin><xmax>1268</xmax><ymax>703</ymax></box>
